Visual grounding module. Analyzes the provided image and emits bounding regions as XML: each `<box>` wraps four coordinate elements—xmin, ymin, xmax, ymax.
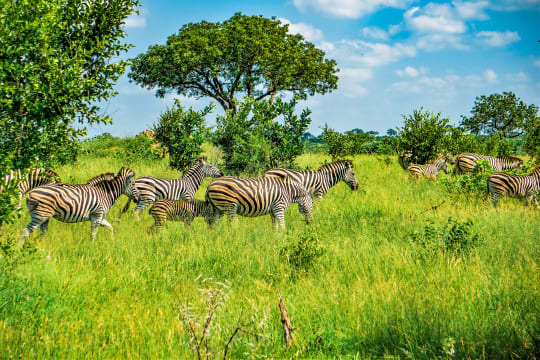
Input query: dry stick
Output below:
<box><xmin>420</xmin><ymin>200</ymin><xmax>446</xmax><ymax>214</ymax></box>
<box><xmin>277</xmin><ymin>290</ymin><xmax>295</xmax><ymax>346</ymax></box>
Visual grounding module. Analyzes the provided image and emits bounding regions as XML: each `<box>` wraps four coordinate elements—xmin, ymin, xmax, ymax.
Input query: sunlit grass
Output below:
<box><xmin>1</xmin><ymin>152</ymin><xmax>538</xmax><ymax>359</ymax></box>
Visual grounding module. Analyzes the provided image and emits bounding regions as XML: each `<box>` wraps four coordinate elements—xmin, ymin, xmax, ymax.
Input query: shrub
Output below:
<box><xmin>280</xmin><ymin>228</ymin><xmax>325</xmax><ymax>275</ymax></box>
<box><xmin>214</xmin><ymin>96</ymin><xmax>310</xmax><ymax>175</ymax></box>
<box><xmin>115</xmin><ymin>136</ymin><xmax>160</xmax><ymax>165</ymax></box>
<box><xmin>153</xmin><ymin>100</ymin><xmax>213</xmax><ymax>170</ymax></box>
<box><xmin>441</xmin><ymin>160</ymin><xmax>494</xmax><ymax>195</ymax></box>
<box><xmin>80</xmin><ymin>133</ymin><xmax>123</xmax><ymax>158</ymax></box>
<box><xmin>409</xmin><ymin>217</ymin><xmax>482</xmax><ymax>259</ymax></box>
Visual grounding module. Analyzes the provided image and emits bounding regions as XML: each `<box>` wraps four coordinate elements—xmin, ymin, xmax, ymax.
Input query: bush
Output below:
<box><xmin>80</xmin><ymin>133</ymin><xmax>123</xmax><ymax>158</ymax></box>
<box><xmin>115</xmin><ymin>136</ymin><xmax>160</xmax><ymax>165</ymax></box>
<box><xmin>409</xmin><ymin>217</ymin><xmax>482</xmax><ymax>259</ymax></box>
<box><xmin>441</xmin><ymin>160</ymin><xmax>493</xmax><ymax>195</ymax></box>
<box><xmin>153</xmin><ymin>100</ymin><xmax>213</xmax><ymax>170</ymax></box>
<box><xmin>398</xmin><ymin>108</ymin><xmax>449</xmax><ymax>164</ymax></box>
<box><xmin>280</xmin><ymin>228</ymin><xmax>325</xmax><ymax>276</ymax></box>
<box><xmin>214</xmin><ymin>96</ymin><xmax>310</xmax><ymax>175</ymax></box>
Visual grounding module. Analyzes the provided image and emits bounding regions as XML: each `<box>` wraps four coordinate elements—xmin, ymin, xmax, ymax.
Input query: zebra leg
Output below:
<box><xmin>132</xmin><ymin>197</ymin><xmax>154</xmax><ymax>218</ymax></box>
<box><xmin>490</xmin><ymin>193</ymin><xmax>500</xmax><ymax>208</ymax></box>
<box><xmin>22</xmin><ymin>218</ymin><xmax>47</xmax><ymax>238</ymax></box>
<box><xmin>99</xmin><ymin>219</ymin><xmax>114</xmax><ymax>234</ymax></box>
<box><xmin>272</xmin><ymin>209</ymin><xmax>286</xmax><ymax>229</ymax></box>
<box><xmin>39</xmin><ymin>220</ymin><xmax>50</xmax><ymax>236</ymax></box>
<box><xmin>121</xmin><ymin>198</ymin><xmax>132</xmax><ymax>214</ymax></box>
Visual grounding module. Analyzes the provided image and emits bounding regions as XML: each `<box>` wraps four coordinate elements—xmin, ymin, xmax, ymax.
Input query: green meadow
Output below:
<box><xmin>1</xmin><ymin>150</ymin><xmax>538</xmax><ymax>359</ymax></box>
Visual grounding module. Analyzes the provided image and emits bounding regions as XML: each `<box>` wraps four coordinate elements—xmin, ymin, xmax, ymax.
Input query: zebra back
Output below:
<box><xmin>487</xmin><ymin>168</ymin><xmax>540</xmax><ymax>208</ymax></box>
<box><xmin>456</xmin><ymin>153</ymin><xmax>523</xmax><ymax>174</ymax></box>
<box><xmin>264</xmin><ymin>168</ymin><xmax>321</xmax><ymax>197</ymax></box>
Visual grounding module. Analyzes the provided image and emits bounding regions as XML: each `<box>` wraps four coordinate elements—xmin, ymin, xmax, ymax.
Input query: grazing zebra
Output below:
<box><xmin>487</xmin><ymin>166</ymin><xmax>540</xmax><ymax>208</ymax></box>
<box><xmin>148</xmin><ymin>199</ymin><xmax>214</xmax><ymax>232</ymax></box>
<box><xmin>263</xmin><ymin>160</ymin><xmax>358</xmax><ymax>200</ymax></box>
<box><xmin>454</xmin><ymin>153</ymin><xmax>523</xmax><ymax>175</ymax></box>
<box><xmin>22</xmin><ymin>167</ymin><xmax>138</xmax><ymax>240</ymax></box>
<box><xmin>122</xmin><ymin>158</ymin><xmax>223</xmax><ymax>216</ymax></box>
<box><xmin>205</xmin><ymin>176</ymin><xmax>313</xmax><ymax>228</ymax></box>
<box><xmin>407</xmin><ymin>157</ymin><xmax>448</xmax><ymax>179</ymax></box>
<box><xmin>1</xmin><ymin>168</ymin><xmax>59</xmax><ymax>208</ymax></box>
<box><xmin>398</xmin><ymin>151</ymin><xmax>415</xmax><ymax>170</ymax></box>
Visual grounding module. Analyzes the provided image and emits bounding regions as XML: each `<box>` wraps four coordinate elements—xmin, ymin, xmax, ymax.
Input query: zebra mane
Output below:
<box><xmin>497</xmin><ymin>155</ymin><xmax>522</xmax><ymax>163</ymax></box>
<box><xmin>86</xmin><ymin>172</ymin><xmax>116</xmax><ymax>186</ymax></box>
<box><xmin>318</xmin><ymin>160</ymin><xmax>353</xmax><ymax>173</ymax></box>
<box><xmin>531</xmin><ymin>166</ymin><xmax>540</xmax><ymax>175</ymax></box>
<box><xmin>182</xmin><ymin>158</ymin><xmax>205</xmax><ymax>178</ymax></box>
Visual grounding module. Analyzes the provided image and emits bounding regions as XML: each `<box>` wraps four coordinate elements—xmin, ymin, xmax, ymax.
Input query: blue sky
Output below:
<box><xmin>90</xmin><ymin>0</ymin><xmax>540</xmax><ymax>137</ymax></box>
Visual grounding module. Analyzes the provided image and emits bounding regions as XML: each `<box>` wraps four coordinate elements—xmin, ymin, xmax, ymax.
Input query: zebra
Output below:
<box><xmin>148</xmin><ymin>199</ymin><xmax>215</xmax><ymax>232</ymax></box>
<box><xmin>454</xmin><ymin>153</ymin><xmax>523</xmax><ymax>175</ymax></box>
<box><xmin>205</xmin><ymin>176</ymin><xmax>313</xmax><ymax>228</ymax></box>
<box><xmin>407</xmin><ymin>157</ymin><xmax>449</xmax><ymax>179</ymax></box>
<box><xmin>487</xmin><ymin>166</ymin><xmax>540</xmax><ymax>208</ymax></box>
<box><xmin>1</xmin><ymin>168</ymin><xmax>59</xmax><ymax>209</ymax></box>
<box><xmin>263</xmin><ymin>160</ymin><xmax>358</xmax><ymax>200</ymax></box>
<box><xmin>121</xmin><ymin>158</ymin><xmax>223</xmax><ymax>216</ymax></box>
<box><xmin>22</xmin><ymin>167</ymin><xmax>138</xmax><ymax>240</ymax></box>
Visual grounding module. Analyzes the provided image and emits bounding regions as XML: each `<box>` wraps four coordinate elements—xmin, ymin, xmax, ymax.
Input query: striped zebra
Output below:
<box><xmin>487</xmin><ymin>166</ymin><xmax>540</xmax><ymax>208</ymax></box>
<box><xmin>407</xmin><ymin>157</ymin><xmax>448</xmax><ymax>178</ymax></box>
<box><xmin>1</xmin><ymin>168</ymin><xmax>59</xmax><ymax>208</ymax></box>
<box><xmin>263</xmin><ymin>160</ymin><xmax>358</xmax><ymax>200</ymax></box>
<box><xmin>454</xmin><ymin>153</ymin><xmax>523</xmax><ymax>175</ymax></box>
<box><xmin>205</xmin><ymin>176</ymin><xmax>313</xmax><ymax>228</ymax></box>
<box><xmin>122</xmin><ymin>158</ymin><xmax>223</xmax><ymax>216</ymax></box>
<box><xmin>22</xmin><ymin>167</ymin><xmax>138</xmax><ymax>240</ymax></box>
<box><xmin>148</xmin><ymin>199</ymin><xmax>214</xmax><ymax>232</ymax></box>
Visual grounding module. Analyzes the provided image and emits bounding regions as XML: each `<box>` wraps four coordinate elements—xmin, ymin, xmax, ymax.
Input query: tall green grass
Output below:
<box><xmin>1</xmin><ymin>153</ymin><xmax>538</xmax><ymax>359</ymax></box>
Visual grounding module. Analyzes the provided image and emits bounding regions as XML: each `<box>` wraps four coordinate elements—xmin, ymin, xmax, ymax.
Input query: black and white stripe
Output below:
<box><xmin>264</xmin><ymin>160</ymin><xmax>358</xmax><ymax>200</ymax></box>
<box><xmin>487</xmin><ymin>166</ymin><xmax>540</xmax><ymax>208</ymax></box>
<box><xmin>407</xmin><ymin>157</ymin><xmax>448</xmax><ymax>178</ymax></box>
<box><xmin>122</xmin><ymin>158</ymin><xmax>223</xmax><ymax>216</ymax></box>
<box><xmin>148</xmin><ymin>199</ymin><xmax>214</xmax><ymax>232</ymax></box>
<box><xmin>205</xmin><ymin>176</ymin><xmax>313</xmax><ymax>228</ymax></box>
<box><xmin>1</xmin><ymin>168</ymin><xmax>59</xmax><ymax>208</ymax></box>
<box><xmin>22</xmin><ymin>167</ymin><xmax>138</xmax><ymax>240</ymax></box>
<box><xmin>455</xmin><ymin>153</ymin><xmax>523</xmax><ymax>175</ymax></box>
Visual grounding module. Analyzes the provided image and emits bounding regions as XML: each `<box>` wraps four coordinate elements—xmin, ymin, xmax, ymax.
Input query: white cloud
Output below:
<box><xmin>404</xmin><ymin>5</ymin><xmax>466</xmax><ymax>34</ymax></box>
<box><xmin>416</xmin><ymin>33</ymin><xmax>468</xmax><ymax>51</ymax></box>
<box><xmin>338</xmin><ymin>68</ymin><xmax>373</xmax><ymax>97</ymax></box>
<box><xmin>124</xmin><ymin>9</ymin><xmax>147</xmax><ymax>29</ymax></box>
<box><xmin>293</xmin><ymin>0</ymin><xmax>412</xmax><ymax>18</ymax></box>
<box><xmin>506</xmin><ymin>71</ymin><xmax>529</xmax><ymax>82</ymax></box>
<box><xmin>534</xmin><ymin>58</ymin><xmax>540</xmax><ymax>67</ymax></box>
<box><xmin>484</xmin><ymin>69</ymin><xmax>497</xmax><ymax>83</ymax></box>
<box><xmin>334</xmin><ymin>40</ymin><xmax>416</xmax><ymax>67</ymax></box>
<box><xmin>488</xmin><ymin>0</ymin><xmax>540</xmax><ymax>11</ymax></box>
<box><xmin>453</xmin><ymin>1</ymin><xmax>489</xmax><ymax>20</ymax></box>
<box><xmin>476</xmin><ymin>30</ymin><xmax>520</xmax><ymax>47</ymax></box>
<box><xmin>279</xmin><ymin>18</ymin><xmax>324</xmax><ymax>42</ymax></box>
<box><xmin>396</xmin><ymin>66</ymin><xmax>419</xmax><ymax>77</ymax></box>
<box><xmin>361</xmin><ymin>27</ymin><xmax>389</xmax><ymax>41</ymax></box>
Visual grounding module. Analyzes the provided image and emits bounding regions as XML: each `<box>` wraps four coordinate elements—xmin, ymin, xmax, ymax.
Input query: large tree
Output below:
<box><xmin>129</xmin><ymin>13</ymin><xmax>339</xmax><ymax>114</ymax></box>
<box><xmin>0</xmin><ymin>0</ymin><xmax>139</xmax><ymax>169</ymax></box>
<box><xmin>460</xmin><ymin>92</ymin><xmax>538</xmax><ymax>139</ymax></box>
<box><xmin>0</xmin><ymin>0</ymin><xmax>138</xmax><ymax>226</ymax></box>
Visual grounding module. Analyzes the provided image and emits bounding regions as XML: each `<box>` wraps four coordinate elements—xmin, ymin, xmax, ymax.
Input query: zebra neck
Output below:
<box><xmin>183</xmin><ymin>171</ymin><xmax>205</xmax><ymax>194</ymax></box>
<box><xmin>320</xmin><ymin>168</ymin><xmax>345</xmax><ymax>189</ymax></box>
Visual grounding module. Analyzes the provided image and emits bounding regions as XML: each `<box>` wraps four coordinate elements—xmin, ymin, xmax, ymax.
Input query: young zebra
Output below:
<box><xmin>264</xmin><ymin>160</ymin><xmax>358</xmax><ymax>200</ymax></box>
<box><xmin>22</xmin><ymin>167</ymin><xmax>138</xmax><ymax>240</ymax></box>
<box><xmin>205</xmin><ymin>176</ymin><xmax>313</xmax><ymax>229</ymax></box>
<box><xmin>454</xmin><ymin>153</ymin><xmax>523</xmax><ymax>175</ymax></box>
<box><xmin>122</xmin><ymin>158</ymin><xmax>223</xmax><ymax>216</ymax></box>
<box><xmin>487</xmin><ymin>166</ymin><xmax>540</xmax><ymax>208</ymax></box>
<box><xmin>407</xmin><ymin>157</ymin><xmax>448</xmax><ymax>179</ymax></box>
<box><xmin>1</xmin><ymin>168</ymin><xmax>60</xmax><ymax>208</ymax></box>
<box><xmin>148</xmin><ymin>199</ymin><xmax>214</xmax><ymax>232</ymax></box>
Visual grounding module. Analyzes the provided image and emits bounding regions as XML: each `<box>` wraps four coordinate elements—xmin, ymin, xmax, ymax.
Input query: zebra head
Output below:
<box><xmin>343</xmin><ymin>166</ymin><xmax>359</xmax><ymax>191</ymax></box>
<box><xmin>292</xmin><ymin>185</ymin><xmax>313</xmax><ymax>224</ymax></box>
<box><xmin>183</xmin><ymin>158</ymin><xmax>224</xmax><ymax>179</ymax></box>
<box><xmin>118</xmin><ymin>167</ymin><xmax>139</xmax><ymax>200</ymax></box>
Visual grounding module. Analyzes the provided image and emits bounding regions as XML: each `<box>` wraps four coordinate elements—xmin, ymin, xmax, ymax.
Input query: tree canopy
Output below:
<box><xmin>0</xmin><ymin>0</ymin><xmax>139</xmax><ymax>169</ymax></box>
<box><xmin>129</xmin><ymin>13</ymin><xmax>339</xmax><ymax>113</ymax></box>
<box><xmin>460</xmin><ymin>92</ymin><xmax>538</xmax><ymax>139</ymax></box>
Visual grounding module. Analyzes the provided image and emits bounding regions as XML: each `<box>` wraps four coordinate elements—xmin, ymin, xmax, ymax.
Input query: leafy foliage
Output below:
<box><xmin>153</xmin><ymin>100</ymin><xmax>213</xmax><ymax>170</ymax></box>
<box><xmin>524</xmin><ymin>115</ymin><xmax>540</xmax><ymax>163</ymax></box>
<box><xmin>461</xmin><ymin>91</ymin><xmax>538</xmax><ymax>139</ymax></box>
<box><xmin>280</xmin><ymin>227</ymin><xmax>325</xmax><ymax>275</ymax></box>
<box><xmin>321</xmin><ymin>126</ymin><xmax>395</xmax><ymax>159</ymax></box>
<box><xmin>409</xmin><ymin>217</ymin><xmax>482</xmax><ymax>259</ymax></box>
<box><xmin>397</xmin><ymin>108</ymin><xmax>450</xmax><ymax>164</ymax></box>
<box><xmin>213</xmin><ymin>97</ymin><xmax>311</xmax><ymax>174</ymax></box>
<box><xmin>441</xmin><ymin>160</ymin><xmax>494</xmax><ymax>195</ymax></box>
<box><xmin>115</xmin><ymin>136</ymin><xmax>160</xmax><ymax>166</ymax></box>
<box><xmin>129</xmin><ymin>13</ymin><xmax>338</xmax><ymax>113</ymax></box>
<box><xmin>0</xmin><ymin>159</ymin><xmax>20</xmax><ymax>227</ymax></box>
